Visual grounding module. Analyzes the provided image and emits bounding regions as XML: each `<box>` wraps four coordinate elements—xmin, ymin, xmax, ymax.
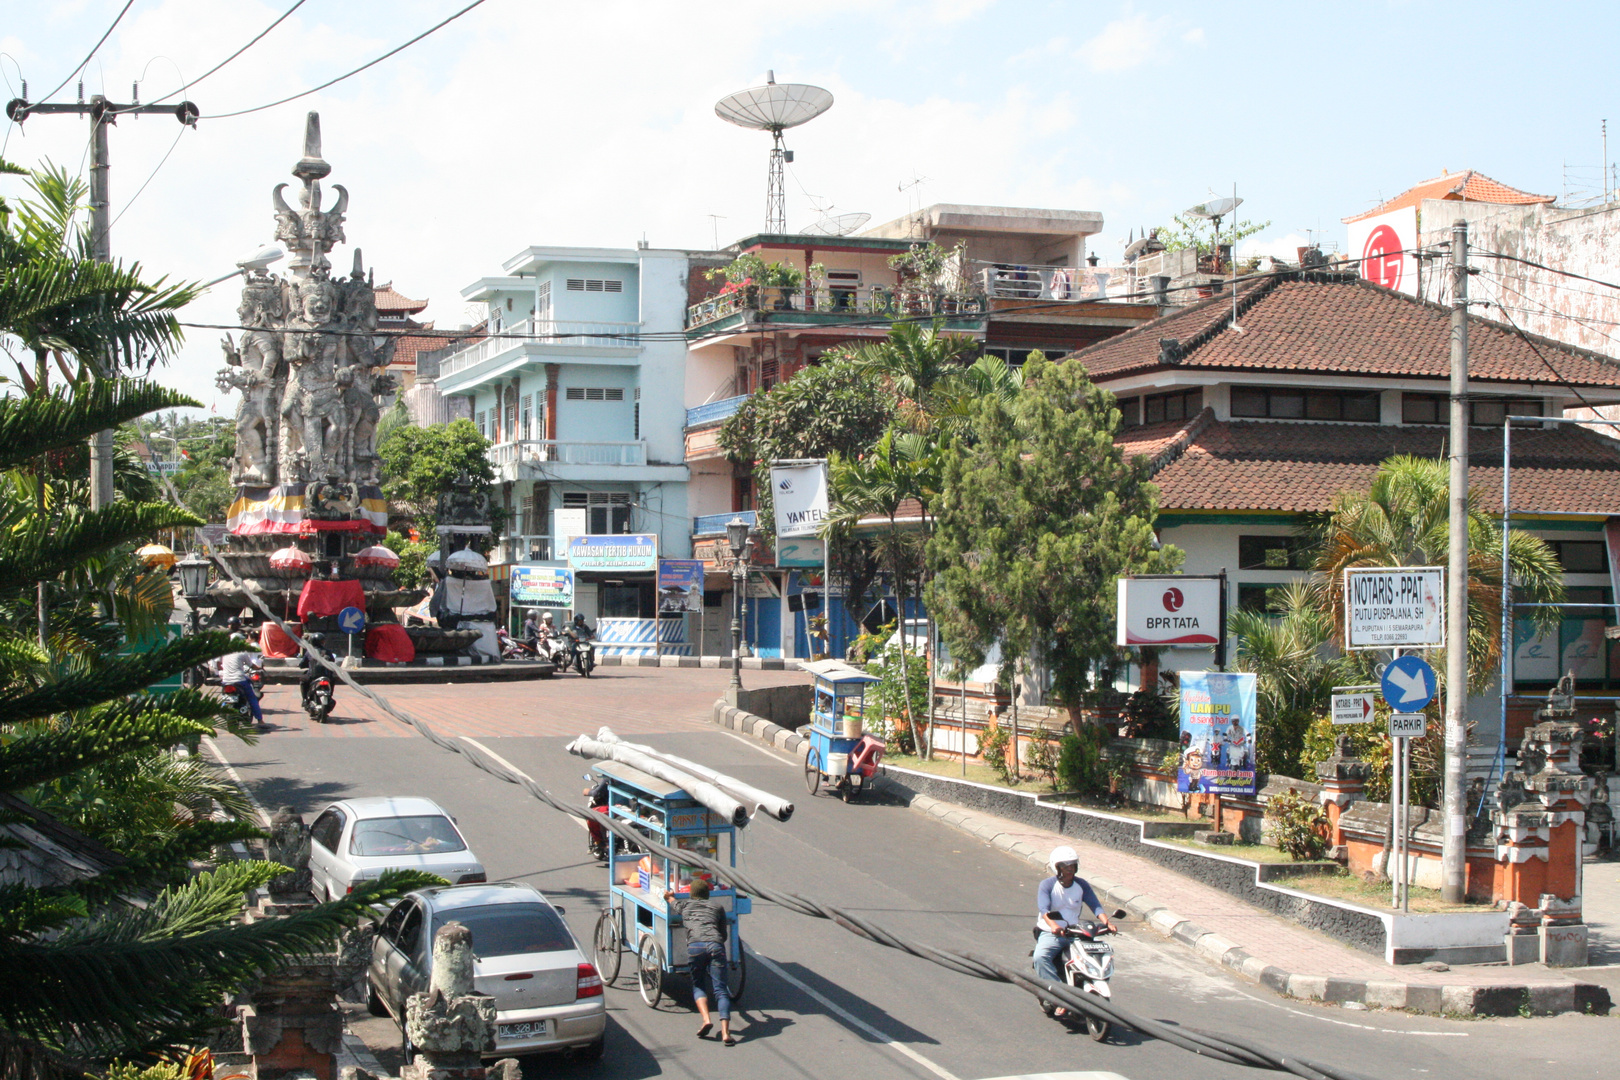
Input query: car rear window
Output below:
<box><xmin>349</xmin><ymin>815</ymin><xmax>467</xmax><ymax>856</ymax></box>
<box><xmin>432</xmin><ymin>903</ymin><xmax>575</xmax><ymax>958</ymax></box>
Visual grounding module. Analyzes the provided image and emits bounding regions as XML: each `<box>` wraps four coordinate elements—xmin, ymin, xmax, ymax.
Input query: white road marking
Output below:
<box><xmin>1226</xmin><ymin>984</ymin><xmax>1470</xmax><ymax>1036</ymax></box>
<box><xmin>458</xmin><ymin>737</ymin><xmax>588</xmax><ymax>829</ymax></box>
<box><xmin>714</xmin><ymin>725</ymin><xmax>798</xmax><ymax>763</ymax></box>
<box><xmin>747</xmin><ymin>947</ymin><xmax>963</xmax><ymax>1080</ymax></box>
<box><xmin>201</xmin><ymin>736</ymin><xmax>271</xmax><ymax>827</ymax></box>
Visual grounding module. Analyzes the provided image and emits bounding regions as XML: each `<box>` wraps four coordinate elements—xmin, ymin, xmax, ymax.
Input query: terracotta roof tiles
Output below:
<box><xmin>1342</xmin><ymin>170</ymin><xmax>1553</xmax><ymax>224</ymax></box>
<box><xmin>374</xmin><ymin>282</ymin><xmax>429</xmax><ymax>315</ymax></box>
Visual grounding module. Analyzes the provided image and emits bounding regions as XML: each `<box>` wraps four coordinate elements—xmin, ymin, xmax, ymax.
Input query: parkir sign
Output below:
<box><xmin>1116</xmin><ymin>576</ymin><xmax>1223</xmax><ymax>647</ymax></box>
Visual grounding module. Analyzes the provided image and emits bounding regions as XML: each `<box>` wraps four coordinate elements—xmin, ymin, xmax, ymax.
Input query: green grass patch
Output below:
<box><xmin>1276</xmin><ymin>871</ymin><xmax>1484</xmax><ymax>913</ymax></box>
<box><xmin>1161</xmin><ymin>838</ymin><xmax>1304</xmax><ymax>863</ymax></box>
<box><xmin>882</xmin><ymin>755</ymin><xmax>1191</xmax><ymax>822</ymax></box>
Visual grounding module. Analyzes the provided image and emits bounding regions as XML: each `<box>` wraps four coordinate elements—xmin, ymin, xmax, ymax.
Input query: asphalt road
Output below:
<box><xmin>207</xmin><ymin>678</ymin><xmax>1617</xmax><ymax>1080</ymax></box>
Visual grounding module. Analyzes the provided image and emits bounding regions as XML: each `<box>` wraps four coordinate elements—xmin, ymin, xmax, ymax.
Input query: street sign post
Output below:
<box><xmin>1331</xmin><ymin>690</ymin><xmax>1376</xmax><ymax>725</ymax></box>
<box><xmin>1388</xmin><ymin>712</ymin><xmax>1428</xmax><ymax>738</ymax></box>
<box><xmin>337</xmin><ymin>605</ymin><xmax>366</xmax><ymax>664</ymax></box>
<box><xmin>1380</xmin><ymin>653</ymin><xmax>1436</xmax><ymax>713</ymax></box>
<box><xmin>1344</xmin><ymin>566</ymin><xmax>1445</xmax><ymax>650</ymax></box>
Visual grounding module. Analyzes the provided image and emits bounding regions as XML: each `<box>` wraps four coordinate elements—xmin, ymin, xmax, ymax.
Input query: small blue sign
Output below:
<box><xmin>1381</xmin><ymin>654</ymin><xmax>1436</xmax><ymax>713</ymax></box>
<box><xmin>337</xmin><ymin>605</ymin><xmax>367</xmax><ymax>635</ymax></box>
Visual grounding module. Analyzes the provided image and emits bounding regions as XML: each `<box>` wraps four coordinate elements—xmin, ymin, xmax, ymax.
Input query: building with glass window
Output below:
<box><xmin>433</xmin><ymin>245</ymin><xmax>694</xmax><ymax>633</ymax></box>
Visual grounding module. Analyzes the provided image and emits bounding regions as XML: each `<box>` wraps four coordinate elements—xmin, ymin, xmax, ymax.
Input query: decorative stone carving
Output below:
<box><xmin>403</xmin><ymin>921</ymin><xmax>496</xmax><ymax>1080</ymax></box>
<box><xmin>266</xmin><ymin>805</ymin><xmax>312</xmax><ymax>899</ymax></box>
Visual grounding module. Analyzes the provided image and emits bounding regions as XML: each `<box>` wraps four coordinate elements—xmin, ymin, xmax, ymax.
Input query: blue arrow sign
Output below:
<box><xmin>337</xmin><ymin>605</ymin><xmax>367</xmax><ymax>635</ymax></box>
<box><xmin>1380</xmin><ymin>654</ymin><xmax>1436</xmax><ymax>714</ymax></box>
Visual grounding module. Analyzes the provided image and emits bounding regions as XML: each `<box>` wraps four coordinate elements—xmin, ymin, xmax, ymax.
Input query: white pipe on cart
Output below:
<box><xmin>567</xmin><ymin>734</ymin><xmax>751</xmax><ymax>828</ymax></box>
<box><xmin>594</xmin><ymin>727</ymin><xmax>795</xmax><ymax>822</ymax></box>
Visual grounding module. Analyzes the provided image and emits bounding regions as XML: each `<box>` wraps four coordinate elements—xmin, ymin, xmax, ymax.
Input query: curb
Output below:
<box><xmin>603</xmin><ymin>655</ymin><xmax>788</xmax><ymax>670</ymax></box>
<box><xmin>711</xmin><ymin>699</ymin><xmax>805</xmax><ymax>756</ymax></box>
<box><xmin>903</xmin><ymin>792</ymin><xmax>1611</xmax><ymax>1018</ymax></box>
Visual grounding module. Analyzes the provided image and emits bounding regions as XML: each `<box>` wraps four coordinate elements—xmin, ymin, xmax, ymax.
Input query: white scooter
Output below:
<box><xmin>1043</xmin><ymin>920</ymin><xmax>1116</xmax><ymax>1042</ymax></box>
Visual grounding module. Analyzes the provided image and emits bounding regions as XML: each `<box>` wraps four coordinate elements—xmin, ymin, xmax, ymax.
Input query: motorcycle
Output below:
<box><xmin>563</xmin><ymin>635</ymin><xmax>596</xmax><ymax>677</ymax></box>
<box><xmin>582</xmin><ymin>773</ymin><xmax>638</xmax><ymax>862</ymax></box>
<box><xmin>497</xmin><ymin>627</ymin><xmax>540</xmax><ymax>661</ymax></box>
<box><xmin>1043</xmin><ymin>920</ymin><xmax>1116</xmax><ymax>1041</ymax></box>
<box><xmin>220</xmin><ymin>669</ymin><xmax>266</xmax><ymax>730</ymax></box>
<box><xmin>302</xmin><ymin>671</ymin><xmax>336</xmax><ymax>723</ymax></box>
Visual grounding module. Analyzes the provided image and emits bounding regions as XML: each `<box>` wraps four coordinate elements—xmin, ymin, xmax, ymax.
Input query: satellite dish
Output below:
<box><xmin>1122</xmin><ymin>237</ymin><xmax>1149</xmax><ymax>260</ymax></box>
<box><xmin>1186</xmin><ymin>197</ymin><xmax>1242</xmax><ymax>220</ymax></box>
<box><xmin>716</xmin><ymin>71</ymin><xmax>834</xmax><ymax>233</ymax></box>
<box><xmin>715</xmin><ymin>71</ymin><xmax>834</xmax><ymax>133</ymax></box>
<box><xmin>798</xmin><ymin>211</ymin><xmax>871</xmax><ymax>237</ymax></box>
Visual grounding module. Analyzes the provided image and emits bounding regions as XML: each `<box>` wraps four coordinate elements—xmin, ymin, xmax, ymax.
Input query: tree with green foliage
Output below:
<box><xmin>376</xmin><ymin>418</ymin><xmax>501</xmax><ymax>541</ymax></box>
<box><xmin>1151</xmin><ymin>212</ymin><xmax>1272</xmax><ymax>261</ymax></box>
<box><xmin>927</xmin><ymin>354</ymin><xmax>1181</xmax><ymax>732</ymax></box>
<box><xmin>0</xmin><ymin>382</ymin><xmax>435</xmax><ymax>1080</ymax></box>
<box><xmin>1310</xmin><ymin>455</ymin><xmax>1564</xmax><ymax>693</ymax></box>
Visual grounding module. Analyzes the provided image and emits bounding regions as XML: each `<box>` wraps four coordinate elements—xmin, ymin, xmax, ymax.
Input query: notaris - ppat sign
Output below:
<box><xmin>1344</xmin><ymin>566</ymin><xmax>1444</xmax><ymax>650</ymax></box>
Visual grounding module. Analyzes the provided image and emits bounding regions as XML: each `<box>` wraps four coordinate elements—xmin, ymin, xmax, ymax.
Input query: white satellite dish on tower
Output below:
<box><xmin>798</xmin><ymin>211</ymin><xmax>871</xmax><ymax>237</ymax></box>
<box><xmin>716</xmin><ymin>71</ymin><xmax>834</xmax><ymax>234</ymax></box>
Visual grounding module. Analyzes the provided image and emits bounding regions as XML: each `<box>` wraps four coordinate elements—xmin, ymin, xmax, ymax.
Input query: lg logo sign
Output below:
<box><xmin>1162</xmin><ymin>587</ymin><xmax>1184</xmax><ymax>612</ymax></box>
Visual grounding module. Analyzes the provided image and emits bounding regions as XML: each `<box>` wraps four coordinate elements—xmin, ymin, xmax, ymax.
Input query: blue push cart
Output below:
<box><xmin>589</xmin><ymin>760</ymin><xmax>749</xmax><ymax>1007</ymax></box>
<box><xmin>801</xmin><ymin>659</ymin><xmax>886</xmax><ymax>803</ymax></box>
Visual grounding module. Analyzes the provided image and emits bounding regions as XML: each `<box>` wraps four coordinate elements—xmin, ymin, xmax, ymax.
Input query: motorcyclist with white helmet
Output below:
<box><xmin>1033</xmin><ymin>844</ymin><xmax>1113</xmax><ymax>1017</ymax></box>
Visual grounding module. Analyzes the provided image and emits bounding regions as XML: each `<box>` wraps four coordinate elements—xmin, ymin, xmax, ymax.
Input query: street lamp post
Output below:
<box><xmin>726</xmin><ymin>518</ymin><xmax>752</xmax><ymax>691</ymax></box>
<box><xmin>176</xmin><ymin>553</ymin><xmax>211</xmax><ymax>687</ymax></box>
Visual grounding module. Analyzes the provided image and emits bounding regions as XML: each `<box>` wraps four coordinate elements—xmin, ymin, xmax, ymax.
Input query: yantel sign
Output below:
<box><xmin>1116</xmin><ymin>577</ymin><xmax>1223</xmax><ymax>647</ymax></box>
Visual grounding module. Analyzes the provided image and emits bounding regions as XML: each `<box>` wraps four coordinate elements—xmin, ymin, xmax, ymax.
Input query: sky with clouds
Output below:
<box><xmin>4</xmin><ymin>0</ymin><xmax>1618</xmax><ymax>402</ymax></box>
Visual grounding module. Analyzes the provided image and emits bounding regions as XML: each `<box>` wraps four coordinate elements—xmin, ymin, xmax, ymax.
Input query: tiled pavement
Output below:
<box><xmin>251</xmin><ymin>665</ymin><xmax>809</xmax><ymax>739</ymax></box>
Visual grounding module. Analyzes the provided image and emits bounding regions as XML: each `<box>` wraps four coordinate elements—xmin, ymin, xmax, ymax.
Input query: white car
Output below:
<box><xmin>306</xmin><ymin>796</ymin><xmax>486</xmax><ymax>902</ymax></box>
<box><xmin>368</xmin><ymin>882</ymin><xmax>606</xmax><ymax>1062</ymax></box>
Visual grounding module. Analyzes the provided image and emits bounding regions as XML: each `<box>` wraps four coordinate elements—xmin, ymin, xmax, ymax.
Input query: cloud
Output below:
<box><xmin>1079</xmin><ymin>13</ymin><xmax>1181</xmax><ymax>72</ymax></box>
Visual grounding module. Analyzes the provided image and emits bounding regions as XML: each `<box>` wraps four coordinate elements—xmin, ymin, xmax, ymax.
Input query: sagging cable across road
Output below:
<box><xmin>134</xmin><ymin>414</ymin><xmax>1371</xmax><ymax>1080</ymax></box>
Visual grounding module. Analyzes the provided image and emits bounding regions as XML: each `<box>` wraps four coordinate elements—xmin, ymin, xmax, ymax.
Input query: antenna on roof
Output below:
<box><xmin>716</xmin><ymin>73</ymin><xmax>834</xmax><ymax>233</ymax></box>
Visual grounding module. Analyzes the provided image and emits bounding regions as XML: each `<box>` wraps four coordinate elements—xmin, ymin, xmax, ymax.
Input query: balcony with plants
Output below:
<box><xmin>686</xmin><ymin>246</ymin><xmax>988</xmax><ymax>336</ymax></box>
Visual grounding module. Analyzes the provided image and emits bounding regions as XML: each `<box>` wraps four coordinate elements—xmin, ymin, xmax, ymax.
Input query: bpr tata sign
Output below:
<box><xmin>1116</xmin><ymin>577</ymin><xmax>1222</xmax><ymax>647</ymax></box>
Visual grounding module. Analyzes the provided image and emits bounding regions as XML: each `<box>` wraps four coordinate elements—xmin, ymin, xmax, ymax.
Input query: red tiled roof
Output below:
<box><xmin>1070</xmin><ymin>274</ymin><xmax>1620</xmax><ymax>389</ymax></box>
<box><xmin>374</xmin><ymin>282</ymin><xmax>429</xmax><ymax>315</ymax></box>
<box><xmin>386</xmin><ymin>321</ymin><xmax>439</xmax><ymax>370</ymax></box>
<box><xmin>1130</xmin><ymin>418</ymin><xmax>1620</xmax><ymax>515</ymax></box>
<box><xmin>1343</xmin><ymin>170</ymin><xmax>1554</xmax><ymax>224</ymax></box>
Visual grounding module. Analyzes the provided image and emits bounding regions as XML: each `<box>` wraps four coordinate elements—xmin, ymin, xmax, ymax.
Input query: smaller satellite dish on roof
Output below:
<box><xmin>1185</xmin><ymin>196</ymin><xmax>1242</xmax><ymax>220</ymax></box>
<box><xmin>798</xmin><ymin>211</ymin><xmax>871</xmax><ymax>237</ymax></box>
<box><xmin>1123</xmin><ymin>237</ymin><xmax>1149</xmax><ymax>260</ymax></box>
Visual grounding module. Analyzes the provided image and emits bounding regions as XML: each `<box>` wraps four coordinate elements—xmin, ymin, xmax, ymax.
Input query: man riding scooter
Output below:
<box><xmin>298</xmin><ymin>633</ymin><xmax>340</xmax><ymax>721</ymax></box>
<box><xmin>1032</xmin><ymin>845</ymin><xmax>1114</xmax><ymax>1020</ymax></box>
<box><xmin>563</xmin><ymin>613</ymin><xmax>596</xmax><ymax>675</ymax></box>
<box><xmin>219</xmin><ymin>618</ymin><xmax>266</xmax><ymax>727</ymax></box>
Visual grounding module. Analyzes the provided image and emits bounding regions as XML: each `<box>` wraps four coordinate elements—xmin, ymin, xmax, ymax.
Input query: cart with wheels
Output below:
<box><xmin>801</xmin><ymin>659</ymin><xmax>886</xmax><ymax>803</ymax></box>
<box><xmin>589</xmin><ymin>760</ymin><xmax>749</xmax><ymax>1008</ymax></box>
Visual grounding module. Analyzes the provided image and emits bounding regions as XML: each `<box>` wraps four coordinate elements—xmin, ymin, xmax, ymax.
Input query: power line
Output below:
<box><xmin>1489</xmin><ymin>300</ymin><xmax>1603</xmax><ymax>415</ymax></box>
<box><xmin>108</xmin><ymin>122</ymin><xmax>188</xmax><ymax>229</ymax></box>
<box><xmin>1472</xmin><ymin>248</ymin><xmax>1620</xmax><ymax>295</ymax></box>
<box><xmin>204</xmin><ymin>0</ymin><xmax>488</xmax><ymax>120</ymax></box>
<box><xmin>34</xmin><ymin>0</ymin><xmax>135</xmax><ymax>106</ymax></box>
<box><xmin>114</xmin><ymin>0</ymin><xmax>309</xmax><ymax>115</ymax></box>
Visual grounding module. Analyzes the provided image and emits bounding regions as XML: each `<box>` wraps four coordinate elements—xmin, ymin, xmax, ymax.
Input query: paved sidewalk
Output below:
<box><xmin>907</xmin><ymin>793</ymin><xmax>1614</xmax><ymax>1016</ymax></box>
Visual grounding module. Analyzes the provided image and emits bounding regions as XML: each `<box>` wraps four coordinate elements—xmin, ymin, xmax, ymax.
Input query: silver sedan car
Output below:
<box><xmin>367</xmin><ymin>882</ymin><xmax>606</xmax><ymax>1062</ymax></box>
<box><xmin>307</xmin><ymin>796</ymin><xmax>486</xmax><ymax>902</ymax></box>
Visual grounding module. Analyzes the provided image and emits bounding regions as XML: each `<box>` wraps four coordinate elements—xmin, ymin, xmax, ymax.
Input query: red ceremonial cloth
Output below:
<box><xmin>260</xmin><ymin>620</ymin><xmax>304</xmax><ymax>659</ymax></box>
<box><xmin>297</xmin><ymin>578</ymin><xmax>367</xmax><ymax>621</ymax></box>
<box><xmin>365</xmin><ymin>623</ymin><xmax>416</xmax><ymax>663</ymax></box>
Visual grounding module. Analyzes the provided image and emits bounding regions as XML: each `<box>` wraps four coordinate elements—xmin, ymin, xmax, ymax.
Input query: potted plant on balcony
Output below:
<box><xmin>761</xmin><ymin>261</ymin><xmax>805</xmax><ymax>310</ymax></box>
<box><xmin>888</xmin><ymin>240</ymin><xmax>972</xmax><ymax>315</ymax></box>
<box><xmin>708</xmin><ymin>252</ymin><xmax>768</xmax><ymax>309</ymax></box>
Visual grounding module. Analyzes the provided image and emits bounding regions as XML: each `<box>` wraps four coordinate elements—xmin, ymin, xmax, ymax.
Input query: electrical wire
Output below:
<box><xmin>34</xmin><ymin>0</ymin><xmax>135</xmax><ymax>106</ymax></box>
<box><xmin>1472</xmin><ymin>249</ymin><xmax>1620</xmax><ymax>295</ymax></box>
<box><xmin>107</xmin><ymin>120</ymin><xmax>187</xmax><ymax>230</ymax></box>
<box><xmin>1488</xmin><ymin>301</ymin><xmax>1604</xmax><ymax>416</ymax></box>
<box><xmin>113</xmin><ymin>0</ymin><xmax>309</xmax><ymax>114</ymax></box>
<box><xmin>203</xmin><ymin>0</ymin><xmax>489</xmax><ymax>120</ymax></box>
<box><xmin>126</xmin><ymin>405</ymin><xmax>1373</xmax><ymax>1080</ymax></box>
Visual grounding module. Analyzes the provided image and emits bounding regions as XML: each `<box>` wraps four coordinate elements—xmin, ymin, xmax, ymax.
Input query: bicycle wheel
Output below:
<box><xmin>593</xmin><ymin>908</ymin><xmax>623</xmax><ymax>985</ymax></box>
<box><xmin>637</xmin><ymin>935</ymin><xmax>665</xmax><ymax>1007</ymax></box>
<box><xmin>725</xmin><ymin>950</ymin><xmax>747</xmax><ymax>1005</ymax></box>
<box><xmin>803</xmin><ymin>747</ymin><xmax>821</xmax><ymax>795</ymax></box>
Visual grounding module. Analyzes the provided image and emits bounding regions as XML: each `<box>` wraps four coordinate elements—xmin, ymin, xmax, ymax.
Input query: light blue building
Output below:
<box><xmin>434</xmin><ymin>244</ymin><xmax>694</xmax><ymax>632</ymax></box>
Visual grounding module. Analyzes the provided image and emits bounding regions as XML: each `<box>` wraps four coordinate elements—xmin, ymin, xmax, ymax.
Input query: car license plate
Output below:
<box><xmin>498</xmin><ymin>1020</ymin><xmax>548</xmax><ymax>1040</ymax></box>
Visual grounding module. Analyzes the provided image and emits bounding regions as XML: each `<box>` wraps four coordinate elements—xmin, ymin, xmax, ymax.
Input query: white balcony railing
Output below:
<box><xmin>975</xmin><ymin>263</ymin><xmax>1125</xmax><ymax>302</ymax></box>
<box><xmin>494</xmin><ymin>534</ymin><xmax>553</xmax><ymax>564</ymax></box>
<box><xmin>687</xmin><ymin>284</ymin><xmax>987</xmax><ymax>329</ymax></box>
<box><xmin>439</xmin><ymin>317</ymin><xmax>644</xmax><ymax>379</ymax></box>
<box><xmin>491</xmin><ymin>439</ymin><xmax>647</xmax><ymax>468</ymax></box>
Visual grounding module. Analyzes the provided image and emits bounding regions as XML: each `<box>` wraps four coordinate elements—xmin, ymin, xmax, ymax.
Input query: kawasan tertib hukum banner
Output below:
<box><xmin>1175</xmin><ymin>671</ymin><xmax>1258</xmax><ymax>796</ymax></box>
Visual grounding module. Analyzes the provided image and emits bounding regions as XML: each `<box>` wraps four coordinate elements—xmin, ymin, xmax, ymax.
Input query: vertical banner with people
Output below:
<box><xmin>657</xmin><ymin>559</ymin><xmax>705</xmax><ymax>614</ymax></box>
<box><xmin>1175</xmin><ymin>671</ymin><xmax>1259</xmax><ymax>796</ymax></box>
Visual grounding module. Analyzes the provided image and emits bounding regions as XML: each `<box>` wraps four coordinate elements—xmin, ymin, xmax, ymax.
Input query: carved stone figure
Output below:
<box><xmin>280</xmin><ymin>279</ymin><xmax>346</xmax><ymax>482</ymax></box>
<box><xmin>218</xmin><ymin>277</ymin><xmax>285</xmax><ymax>484</ymax></box>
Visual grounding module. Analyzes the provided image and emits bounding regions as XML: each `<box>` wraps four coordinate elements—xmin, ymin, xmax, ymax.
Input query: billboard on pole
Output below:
<box><xmin>1174</xmin><ymin>671</ymin><xmax>1258</xmax><ymax>796</ymax></box>
<box><xmin>1116</xmin><ymin>577</ymin><xmax>1222</xmax><ymax>646</ymax></box>
<box><xmin>1344</xmin><ymin>566</ymin><xmax>1444</xmax><ymax>650</ymax></box>
<box><xmin>770</xmin><ymin>461</ymin><xmax>829</xmax><ymax>539</ymax></box>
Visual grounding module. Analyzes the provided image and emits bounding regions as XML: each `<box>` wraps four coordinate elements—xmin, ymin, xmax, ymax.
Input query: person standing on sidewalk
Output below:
<box><xmin>1032</xmin><ymin>845</ymin><xmax>1113</xmax><ymax>1018</ymax></box>
<box><xmin>664</xmin><ymin>878</ymin><xmax>735</xmax><ymax>1044</ymax></box>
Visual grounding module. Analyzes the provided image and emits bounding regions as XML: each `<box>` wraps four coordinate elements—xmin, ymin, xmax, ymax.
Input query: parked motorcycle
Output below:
<box><xmin>1043</xmin><ymin>920</ymin><xmax>1116</xmax><ymax>1041</ymax></box>
<box><xmin>220</xmin><ymin>669</ymin><xmax>266</xmax><ymax>729</ymax></box>
<box><xmin>497</xmin><ymin>627</ymin><xmax>540</xmax><ymax>661</ymax></box>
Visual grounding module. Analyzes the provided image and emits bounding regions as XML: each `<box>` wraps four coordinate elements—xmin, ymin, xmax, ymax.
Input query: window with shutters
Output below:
<box><xmin>535</xmin><ymin>281</ymin><xmax>551</xmax><ymax>320</ymax></box>
<box><xmin>564</xmin><ymin>278</ymin><xmax>624</xmax><ymax>293</ymax></box>
<box><xmin>564</xmin><ymin>387</ymin><xmax>624</xmax><ymax>401</ymax></box>
<box><xmin>561</xmin><ymin>492</ymin><xmax>632</xmax><ymax>534</ymax></box>
<box><xmin>520</xmin><ymin>395</ymin><xmax>532</xmax><ymax>439</ymax></box>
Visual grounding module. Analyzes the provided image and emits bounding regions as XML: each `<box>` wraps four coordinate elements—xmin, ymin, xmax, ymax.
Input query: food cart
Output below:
<box><xmin>801</xmin><ymin>658</ymin><xmax>886</xmax><ymax>802</ymax></box>
<box><xmin>589</xmin><ymin>760</ymin><xmax>748</xmax><ymax>1006</ymax></box>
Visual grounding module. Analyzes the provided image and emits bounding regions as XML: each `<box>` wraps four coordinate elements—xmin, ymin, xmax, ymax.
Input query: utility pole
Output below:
<box><xmin>1442</xmin><ymin>218</ymin><xmax>1470</xmax><ymax>904</ymax></box>
<box><xmin>6</xmin><ymin>93</ymin><xmax>199</xmax><ymax>512</ymax></box>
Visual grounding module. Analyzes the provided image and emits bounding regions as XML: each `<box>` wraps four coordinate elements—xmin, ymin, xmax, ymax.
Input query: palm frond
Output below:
<box><xmin>0</xmin><ymin>645</ymin><xmax>239</xmax><ymax>727</ymax></box>
<box><xmin>0</xmin><ymin>382</ymin><xmax>199</xmax><ymax>470</ymax></box>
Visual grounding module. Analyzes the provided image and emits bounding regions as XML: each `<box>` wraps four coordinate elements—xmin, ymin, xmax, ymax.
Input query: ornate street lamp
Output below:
<box><xmin>726</xmin><ymin>517</ymin><xmax>752</xmax><ymax>690</ymax></box>
<box><xmin>176</xmin><ymin>553</ymin><xmax>211</xmax><ymax>687</ymax></box>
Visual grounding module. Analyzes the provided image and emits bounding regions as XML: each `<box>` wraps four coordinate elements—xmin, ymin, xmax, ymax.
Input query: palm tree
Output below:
<box><xmin>0</xmin><ymin>382</ymin><xmax>434</xmax><ymax>1080</ymax></box>
<box><xmin>1311</xmin><ymin>454</ymin><xmax>1564</xmax><ymax>693</ymax></box>
<box><xmin>841</xmin><ymin>321</ymin><xmax>980</xmax><ymax>431</ymax></box>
